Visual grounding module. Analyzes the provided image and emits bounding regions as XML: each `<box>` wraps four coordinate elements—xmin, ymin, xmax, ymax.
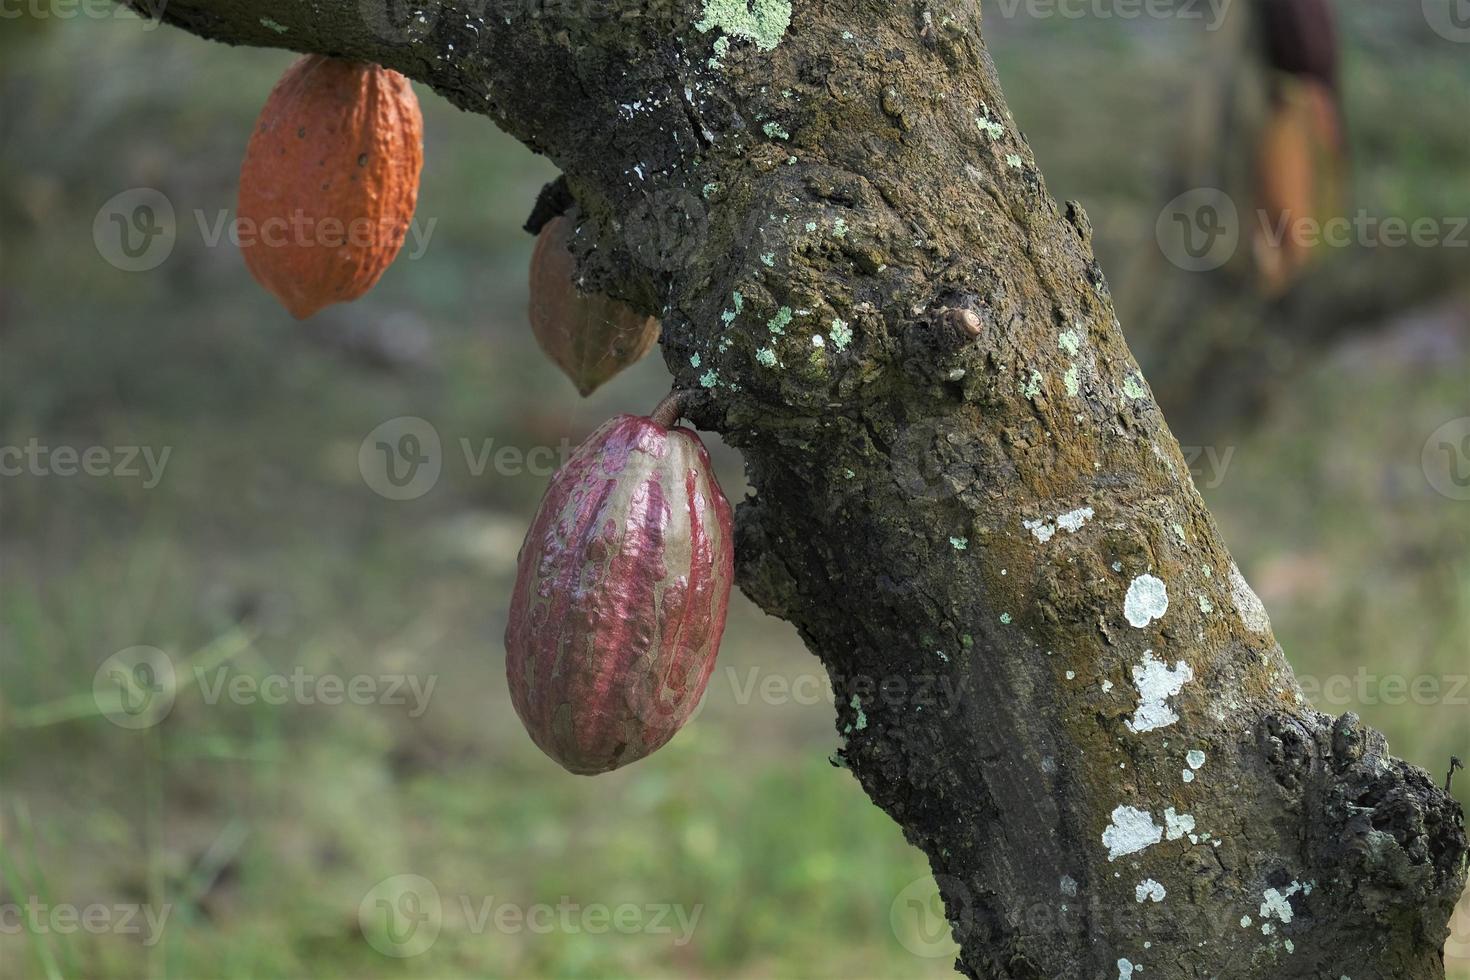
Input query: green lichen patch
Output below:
<box><xmin>829</xmin><ymin>318</ymin><xmax>852</xmax><ymax>350</ymax></box>
<box><xmin>696</xmin><ymin>0</ymin><xmax>792</xmax><ymax>52</ymax></box>
<box><xmin>1063</xmin><ymin>366</ymin><xmax>1080</xmax><ymax>397</ymax></box>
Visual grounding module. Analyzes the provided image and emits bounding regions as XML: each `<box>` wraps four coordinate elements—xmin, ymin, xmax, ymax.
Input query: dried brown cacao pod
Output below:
<box><xmin>528</xmin><ymin>216</ymin><xmax>660</xmax><ymax>396</ymax></box>
<box><xmin>505</xmin><ymin>402</ymin><xmax>734</xmax><ymax>775</ymax></box>
<box><xmin>237</xmin><ymin>55</ymin><xmax>423</xmax><ymax>319</ymax></box>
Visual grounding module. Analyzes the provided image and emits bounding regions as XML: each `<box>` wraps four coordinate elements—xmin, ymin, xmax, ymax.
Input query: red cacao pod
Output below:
<box><xmin>529</xmin><ymin>216</ymin><xmax>660</xmax><ymax>396</ymax></box>
<box><xmin>505</xmin><ymin>411</ymin><xmax>734</xmax><ymax>775</ymax></box>
<box><xmin>238</xmin><ymin>56</ymin><xmax>423</xmax><ymax>319</ymax></box>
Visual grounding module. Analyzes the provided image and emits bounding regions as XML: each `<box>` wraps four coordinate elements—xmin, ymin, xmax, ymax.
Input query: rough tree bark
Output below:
<box><xmin>117</xmin><ymin>2</ymin><xmax>1466</xmax><ymax>976</ymax></box>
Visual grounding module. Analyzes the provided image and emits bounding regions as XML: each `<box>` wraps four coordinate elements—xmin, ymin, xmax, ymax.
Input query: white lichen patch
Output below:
<box><xmin>1118</xmin><ymin>958</ymin><xmax>1136</xmax><ymax>979</ymax></box>
<box><xmin>1197</xmin><ymin>594</ymin><xmax>1214</xmax><ymax>614</ymax></box>
<box><xmin>1122</xmin><ymin>372</ymin><xmax>1148</xmax><ymax>400</ymax></box>
<box><xmin>1024</xmin><ymin>518</ymin><xmax>1057</xmax><ymax>544</ymax></box>
<box><xmin>1021</xmin><ymin>370</ymin><xmax>1044</xmax><ymax>400</ymax></box>
<box><xmin>1260</xmin><ymin>883</ymin><xmax>1303</xmax><ymax>924</ymax></box>
<box><xmin>1006</xmin><ymin>153</ymin><xmax>1024</xmax><ymax>169</ymax></box>
<box><xmin>1229</xmin><ymin>562</ymin><xmax>1272</xmax><ymax>634</ymax></box>
<box><xmin>1060</xmin><ymin>875</ymin><xmax>1078</xmax><ymax>897</ymax></box>
<box><xmin>1186</xmin><ymin>749</ymin><xmax>1206</xmax><ymax>770</ymax></box>
<box><xmin>950</xmin><ymin>536</ymin><xmax>968</xmax><ymax>551</ymax></box>
<box><xmin>850</xmin><ymin>694</ymin><xmax>868</xmax><ymax>731</ymax></box>
<box><xmin>1124</xmin><ymin>574</ymin><xmax>1169</xmax><ymax>628</ymax></box>
<box><xmin>762</xmin><ymin>121</ymin><xmax>790</xmax><ymax>140</ymax></box>
<box><xmin>1057</xmin><ymin>506</ymin><xmax>1094</xmax><ymax>533</ymax></box>
<box><xmin>1135</xmin><ymin>879</ymin><xmax>1166</xmax><ymax>903</ymax></box>
<box><xmin>1024</xmin><ymin>506</ymin><xmax>1094</xmax><ymax>545</ymax></box>
<box><xmin>1059</xmin><ymin>329</ymin><xmax>1083</xmax><ymax>355</ymax></box>
<box><xmin>1126</xmin><ymin>652</ymin><xmax>1193</xmax><ymax>733</ymax></box>
<box><xmin>1164</xmin><ymin>807</ymin><xmax>1195</xmax><ymax>841</ymax></box>
<box><xmin>1103</xmin><ymin>805</ymin><xmax>1163</xmax><ymax>861</ymax></box>
<box><xmin>696</xmin><ymin>0</ymin><xmax>792</xmax><ymax>51</ymax></box>
<box><xmin>1182</xmin><ymin>769</ymin><xmax>1195</xmax><ymax>783</ymax></box>
<box><xmin>755</xmin><ymin>348</ymin><xmax>778</xmax><ymax>367</ymax></box>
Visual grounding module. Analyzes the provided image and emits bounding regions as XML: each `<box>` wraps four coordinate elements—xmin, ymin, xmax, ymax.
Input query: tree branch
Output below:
<box><xmin>119</xmin><ymin>1</ymin><xmax>1466</xmax><ymax>975</ymax></box>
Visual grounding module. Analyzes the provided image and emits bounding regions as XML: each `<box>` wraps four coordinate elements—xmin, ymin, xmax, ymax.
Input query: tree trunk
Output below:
<box><xmin>117</xmin><ymin>2</ymin><xmax>1467</xmax><ymax>976</ymax></box>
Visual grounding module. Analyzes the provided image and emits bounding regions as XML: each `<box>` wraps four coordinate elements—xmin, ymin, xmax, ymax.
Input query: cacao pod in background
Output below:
<box><xmin>529</xmin><ymin>216</ymin><xmax>660</xmax><ymax>396</ymax></box>
<box><xmin>1251</xmin><ymin>73</ymin><xmax>1343</xmax><ymax>296</ymax></box>
<box><xmin>238</xmin><ymin>56</ymin><xmax>423</xmax><ymax>319</ymax></box>
<box><xmin>505</xmin><ymin>410</ymin><xmax>734</xmax><ymax>775</ymax></box>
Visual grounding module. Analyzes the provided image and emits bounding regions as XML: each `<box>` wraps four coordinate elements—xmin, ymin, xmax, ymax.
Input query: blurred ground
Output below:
<box><xmin>1</xmin><ymin>4</ymin><xmax>1467</xmax><ymax>978</ymax></box>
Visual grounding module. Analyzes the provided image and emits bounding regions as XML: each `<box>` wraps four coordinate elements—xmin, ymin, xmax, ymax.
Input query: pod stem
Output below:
<box><xmin>651</xmin><ymin>389</ymin><xmax>695</xmax><ymax>429</ymax></box>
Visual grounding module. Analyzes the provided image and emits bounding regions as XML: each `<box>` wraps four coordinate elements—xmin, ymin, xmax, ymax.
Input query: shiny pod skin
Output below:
<box><xmin>505</xmin><ymin>414</ymin><xmax>734</xmax><ymax>775</ymax></box>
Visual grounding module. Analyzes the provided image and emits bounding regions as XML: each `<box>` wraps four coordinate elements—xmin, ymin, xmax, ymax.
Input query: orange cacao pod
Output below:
<box><xmin>238</xmin><ymin>56</ymin><xmax>423</xmax><ymax>319</ymax></box>
<box><xmin>529</xmin><ymin>216</ymin><xmax>660</xmax><ymax>396</ymax></box>
<box><xmin>505</xmin><ymin>406</ymin><xmax>734</xmax><ymax>775</ymax></box>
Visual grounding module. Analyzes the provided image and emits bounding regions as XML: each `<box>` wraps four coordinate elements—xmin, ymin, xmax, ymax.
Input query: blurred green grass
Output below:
<box><xmin>2</xmin><ymin>7</ymin><xmax>1467</xmax><ymax>979</ymax></box>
